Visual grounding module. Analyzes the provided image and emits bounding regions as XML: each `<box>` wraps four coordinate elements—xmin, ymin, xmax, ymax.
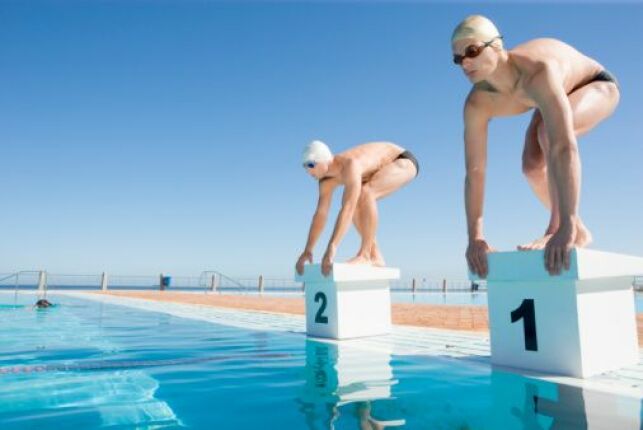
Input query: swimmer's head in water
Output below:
<box><xmin>302</xmin><ymin>140</ymin><xmax>333</xmax><ymax>179</ymax></box>
<box><xmin>451</xmin><ymin>15</ymin><xmax>504</xmax><ymax>83</ymax></box>
<box><xmin>35</xmin><ymin>299</ymin><xmax>53</xmax><ymax>308</ymax></box>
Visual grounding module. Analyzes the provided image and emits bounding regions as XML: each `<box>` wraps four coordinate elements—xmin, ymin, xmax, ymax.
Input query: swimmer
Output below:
<box><xmin>34</xmin><ymin>299</ymin><xmax>53</xmax><ymax>309</ymax></box>
<box><xmin>453</xmin><ymin>15</ymin><xmax>619</xmax><ymax>276</ymax></box>
<box><xmin>296</xmin><ymin>140</ymin><xmax>419</xmax><ymax>276</ymax></box>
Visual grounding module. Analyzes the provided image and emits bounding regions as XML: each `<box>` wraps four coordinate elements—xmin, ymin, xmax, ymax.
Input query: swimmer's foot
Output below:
<box><xmin>517</xmin><ymin>234</ymin><xmax>553</xmax><ymax>251</ymax></box>
<box><xmin>517</xmin><ymin>219</ymin><xmax>592</xmax><ymax>250</ymax></box>
<box><xmin>346</xmin><ymin>254</ymin><xmax>373</xmax><ymax>265</ymax></box>
<box><xmin>370</xmin><ymin>246</ymin><xmax>386</xmax><ymax>267</ymax></box>
<box><xmin>370</xmin><ymin>257</ymin><xmax>386</xmax><ymax>267</ymax></box>
<box><xmin>574</xmin><ymin>219</ymin><xmax>592</xmax><ymax>247</ymax></box>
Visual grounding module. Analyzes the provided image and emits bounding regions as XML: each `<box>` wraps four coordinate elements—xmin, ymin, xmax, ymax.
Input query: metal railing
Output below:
<box><xmin>0</xmin><ymin>270</ymin><xmax>485</xmax><ymax>294</ymax></box>
<box><xmin>0</xmin><ymin>271</ymin><xmax>49</xmax><ymax>303</ymax></box>
<box><xmin>5</xmin><ymin>271</ymin><xmax>641</xmax><ymax>294</ymax></box>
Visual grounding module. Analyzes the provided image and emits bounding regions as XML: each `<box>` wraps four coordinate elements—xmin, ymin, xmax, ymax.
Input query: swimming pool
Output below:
<box><xmin>0</xmin><ymin>293</ymin><xmax>640</xmax><ymax>429</ymax></box>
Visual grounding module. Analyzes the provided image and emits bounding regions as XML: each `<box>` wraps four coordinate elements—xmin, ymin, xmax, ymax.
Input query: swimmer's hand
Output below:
<box><xmin>296</xmin><ymin>250</ymin><xmax>313</xmax><ymax>276</ymax></box>
<box><xmin>321</xmin><ymin>246</ymin><xmax>336</xmax><ymax>277</ymax></box>
<box><xmin>466</xmin><ymin>239</ymin><xmax>495</xmax><ymax>279</ymax></box>
<box><xmin>544</xmin><ymin>222</ymin><xmax>575</xmax><ymax>276</ymax></box>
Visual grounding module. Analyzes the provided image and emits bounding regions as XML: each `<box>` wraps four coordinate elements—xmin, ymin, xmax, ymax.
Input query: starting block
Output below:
<box><xmin>474</xmin><ymin>249</ymin><xmax>641</xmax><ymax>378</ymax></box>
<box><xmin>295</xmin><ymin>263</ymin><xmax>399</xmax><ymax>339</ymax></box>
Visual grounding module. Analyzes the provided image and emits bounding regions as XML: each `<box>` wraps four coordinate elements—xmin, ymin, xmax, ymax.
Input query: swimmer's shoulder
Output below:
<box><xmin>319</xmin><ymin>176</ymin><xmax>340</xmax><ymax>192</ymax></box>
<box><xmin>464</xmin><ymin>87</ymin><xmax>495</xmax><ymax>120</ymax></box>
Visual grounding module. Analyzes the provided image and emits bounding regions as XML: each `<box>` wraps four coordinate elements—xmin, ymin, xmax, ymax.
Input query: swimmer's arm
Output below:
<box><xmin>463</xmin><ymin>93</ymin><xmax>493</xmax><ymax>277</ymax></box>
<box><xmin>303</xmin><ymin>180</ymin><xmax>335</xmax><ymax>253</ymax></box>
<box><xmin>463</xmin><ymin>94</ymin><xmax>490</xmax><ymax>242</ymax></box>
<box><xmin>528</xmin><ymin>66</ymin><xmax>579</xmax><ymax>224</ymax></box>
<box><xmin>326</xmin><ymin>160</ymin><xmax>362</xmax><ymax>251</ymax></box>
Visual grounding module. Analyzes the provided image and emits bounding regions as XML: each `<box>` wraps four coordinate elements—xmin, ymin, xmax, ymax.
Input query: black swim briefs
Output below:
<box><xmin>396</xmin><ymin>150</ymin><xmax>420</xmax><ymax>177</ymax></box>
<box><xmin>591</xmin><ymin>69</ymin><xmax>619</xmax><ymax>87</ymax></box>
<box><xmin>570</xmin><ymin>69</ymin><xmax>619</xmax><ymax>94</ymax></box>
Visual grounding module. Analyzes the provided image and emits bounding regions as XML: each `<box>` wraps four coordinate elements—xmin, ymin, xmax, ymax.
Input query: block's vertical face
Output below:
<box><xmin>298</xmin><ymin>264</ymin><xmax>397</xmax><ymax>340</ymax></box>
<box><xmin>336</xmin><ymin>282</ymin><xmax>392</xmax><ymax>339</ymax></box>
<box><xmin>305</xmin><ymin>281</ymin><xmax>392</xmax><ymax>339</ymax></box>
<box><xmin>488</xmin><ymin>280</ymin><xmax>583</xmax><ymax>376</ymax></box>
<box><xmin>480</xmin><ymin>250</ymin><xmax>642</xmax><ymax>378</ymax></box>
<box><xmin>575</xmin><ymin>279</ymin><xmax>639</xmax><ymax>376</ymax></box>
<box><xmin>488</xmin><ymin>276</ymin><xmax>639</xmax><ymax>377</ymax></box>
<box><xmin>305</xmin><ymin>281</ymin><xmax>339</xmax><ymax>339</ymax></box>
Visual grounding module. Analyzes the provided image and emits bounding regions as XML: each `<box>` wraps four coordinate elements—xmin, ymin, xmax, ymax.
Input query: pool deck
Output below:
<box><xmin>91</xmin><ymin>291</ymin><xmax>489</xmax><ymax>330</ymax></box>
<box><xmin>89</xmin><ymin>290</ymin><xmax>643</xmax><ymax>346</ymax></box>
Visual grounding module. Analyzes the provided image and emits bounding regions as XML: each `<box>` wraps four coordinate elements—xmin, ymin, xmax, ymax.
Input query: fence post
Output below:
<box><xmin>37</xmin><ymin>271</ymin><xmax>47</xmax><ymax>293</ymax></box>
<box><xmin>442</xmin><ymin>278</ymin><xmax>447</xmax><ymax>292</ymax></box>
<box><xmin>101</xmin><ymin>272</ymin><xmax>108</xmax><ymax>291</ymax></box>
<box><xmin>258</xmin><ymin>275</ymin><xmax>264</xmax><ymax>293</ymax></box>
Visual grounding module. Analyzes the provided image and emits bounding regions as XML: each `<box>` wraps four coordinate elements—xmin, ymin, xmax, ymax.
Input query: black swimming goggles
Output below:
<box><xmin>453</xmin><ymin>36</ymin><xmax>503</xmax><ymax>65</ymax></box>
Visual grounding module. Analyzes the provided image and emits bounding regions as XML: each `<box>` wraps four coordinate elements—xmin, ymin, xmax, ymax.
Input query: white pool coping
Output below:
<box><xmin>9</xmin><ymin>291</ymin><xmax>643</xmax><ymax>400</ymax></box>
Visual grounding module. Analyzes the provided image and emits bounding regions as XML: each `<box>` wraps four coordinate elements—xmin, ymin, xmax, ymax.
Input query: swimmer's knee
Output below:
<box><xmin>602</xmin><ymin>82</ymin><xmax>621</xmax><ymax>111</ymax></box>
<box><xmin>598</xmin><ymin>80</ymin><xmax>620</xmax><ymax>99</ymax></box>
<box><xmin>359</xmin><ymin>185</ymin><xmax>376</xmax><ymax>202</ymax></box>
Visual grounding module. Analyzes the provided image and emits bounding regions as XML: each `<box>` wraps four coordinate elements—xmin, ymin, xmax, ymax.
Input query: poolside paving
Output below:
<box><xmin>92</xmin><ymin>291</ymin><xmax>642</xmax><ymax>345</ymax></box>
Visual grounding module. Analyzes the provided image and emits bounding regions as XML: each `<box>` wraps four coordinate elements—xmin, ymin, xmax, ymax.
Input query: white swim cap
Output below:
<box><xmin>452</xmin><ymin>15</ymin><xmax>503</xmax><ymax>49</ymax></box>
<box><xmin>302</xmin><ymin>140</ymin><xmax>333</xmax><ymax>165</ymax></box>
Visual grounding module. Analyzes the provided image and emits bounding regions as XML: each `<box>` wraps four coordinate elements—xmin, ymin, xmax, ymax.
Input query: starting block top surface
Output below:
<box><xmin>470</xmin><ymin>249</ymin><xmax>643</xmax><ymax>282</ymax></box>
<box><xmin>295</xmin><ymin>263</ymin><xmax>400</xmax><ymax>283</ymax></box>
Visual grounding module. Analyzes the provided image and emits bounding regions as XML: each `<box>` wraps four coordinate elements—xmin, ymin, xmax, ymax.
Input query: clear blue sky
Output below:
<box><xmin>1</xmin><ymin>1</ymin><xmax>641</xmax><ymax>279</ymax></box>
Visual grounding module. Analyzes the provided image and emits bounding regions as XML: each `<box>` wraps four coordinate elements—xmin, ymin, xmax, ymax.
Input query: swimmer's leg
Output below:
<box><xmin>347</xmin><ymin>158</ymin><xmax>416</xmax><ymax>266</ymax></box>
<box><xmin>351</xmin><ymin>202</ymin><xmax>385</xmax><ymax>266</ymax></box>
<box><xmin>518</xmin><ymin>80</ymin><xmax>619</xmax><ymax>250</ymax></box>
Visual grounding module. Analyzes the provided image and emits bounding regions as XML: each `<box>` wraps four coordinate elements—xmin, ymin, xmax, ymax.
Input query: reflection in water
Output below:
<box><xmin>297</xmin><ymin>339</ymin><xmax>405</xmax><ymax>429</ymax></box>
<box><xmin>0</xmin><ymin>371</ymin><xmax>181</xmax><ymax>428</ymax></box>
<box><xmin>0</xmin><ymin>299</ymin><xmax>182</xmax><ymax>428</ymax></box>
<box><xmin>491</xmin><ymin>371</ymin><xmax>641</xmax><ymax>430</ymax></box>
<box><xmin>296</xmin><ymin>339</ymin><xmax>641</xmax><ymax>429</ymax></box>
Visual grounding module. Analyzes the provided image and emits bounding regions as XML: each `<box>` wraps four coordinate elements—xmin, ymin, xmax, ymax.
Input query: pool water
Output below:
<box><xmin>0</xmin><ymin>293</ymin><xmax>640</xmax><ymax>429</ymax></box>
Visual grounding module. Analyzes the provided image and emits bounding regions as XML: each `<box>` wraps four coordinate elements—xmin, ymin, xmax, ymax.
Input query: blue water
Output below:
<box><xmin>0</xmin><ymin>294</ymin><xmax>640</xmax><ymax>429</ymax></box>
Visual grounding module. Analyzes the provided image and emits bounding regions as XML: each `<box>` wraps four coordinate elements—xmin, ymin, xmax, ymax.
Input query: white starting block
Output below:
<box><xmin>474</xmin><ymin>249</ymin><xmax>641</xmax><ymax>378</ymax></box>
<box><xmin>295</xmin><ymin>263</ymin><xmax>399</xmax><ymax>339</ymax></box>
